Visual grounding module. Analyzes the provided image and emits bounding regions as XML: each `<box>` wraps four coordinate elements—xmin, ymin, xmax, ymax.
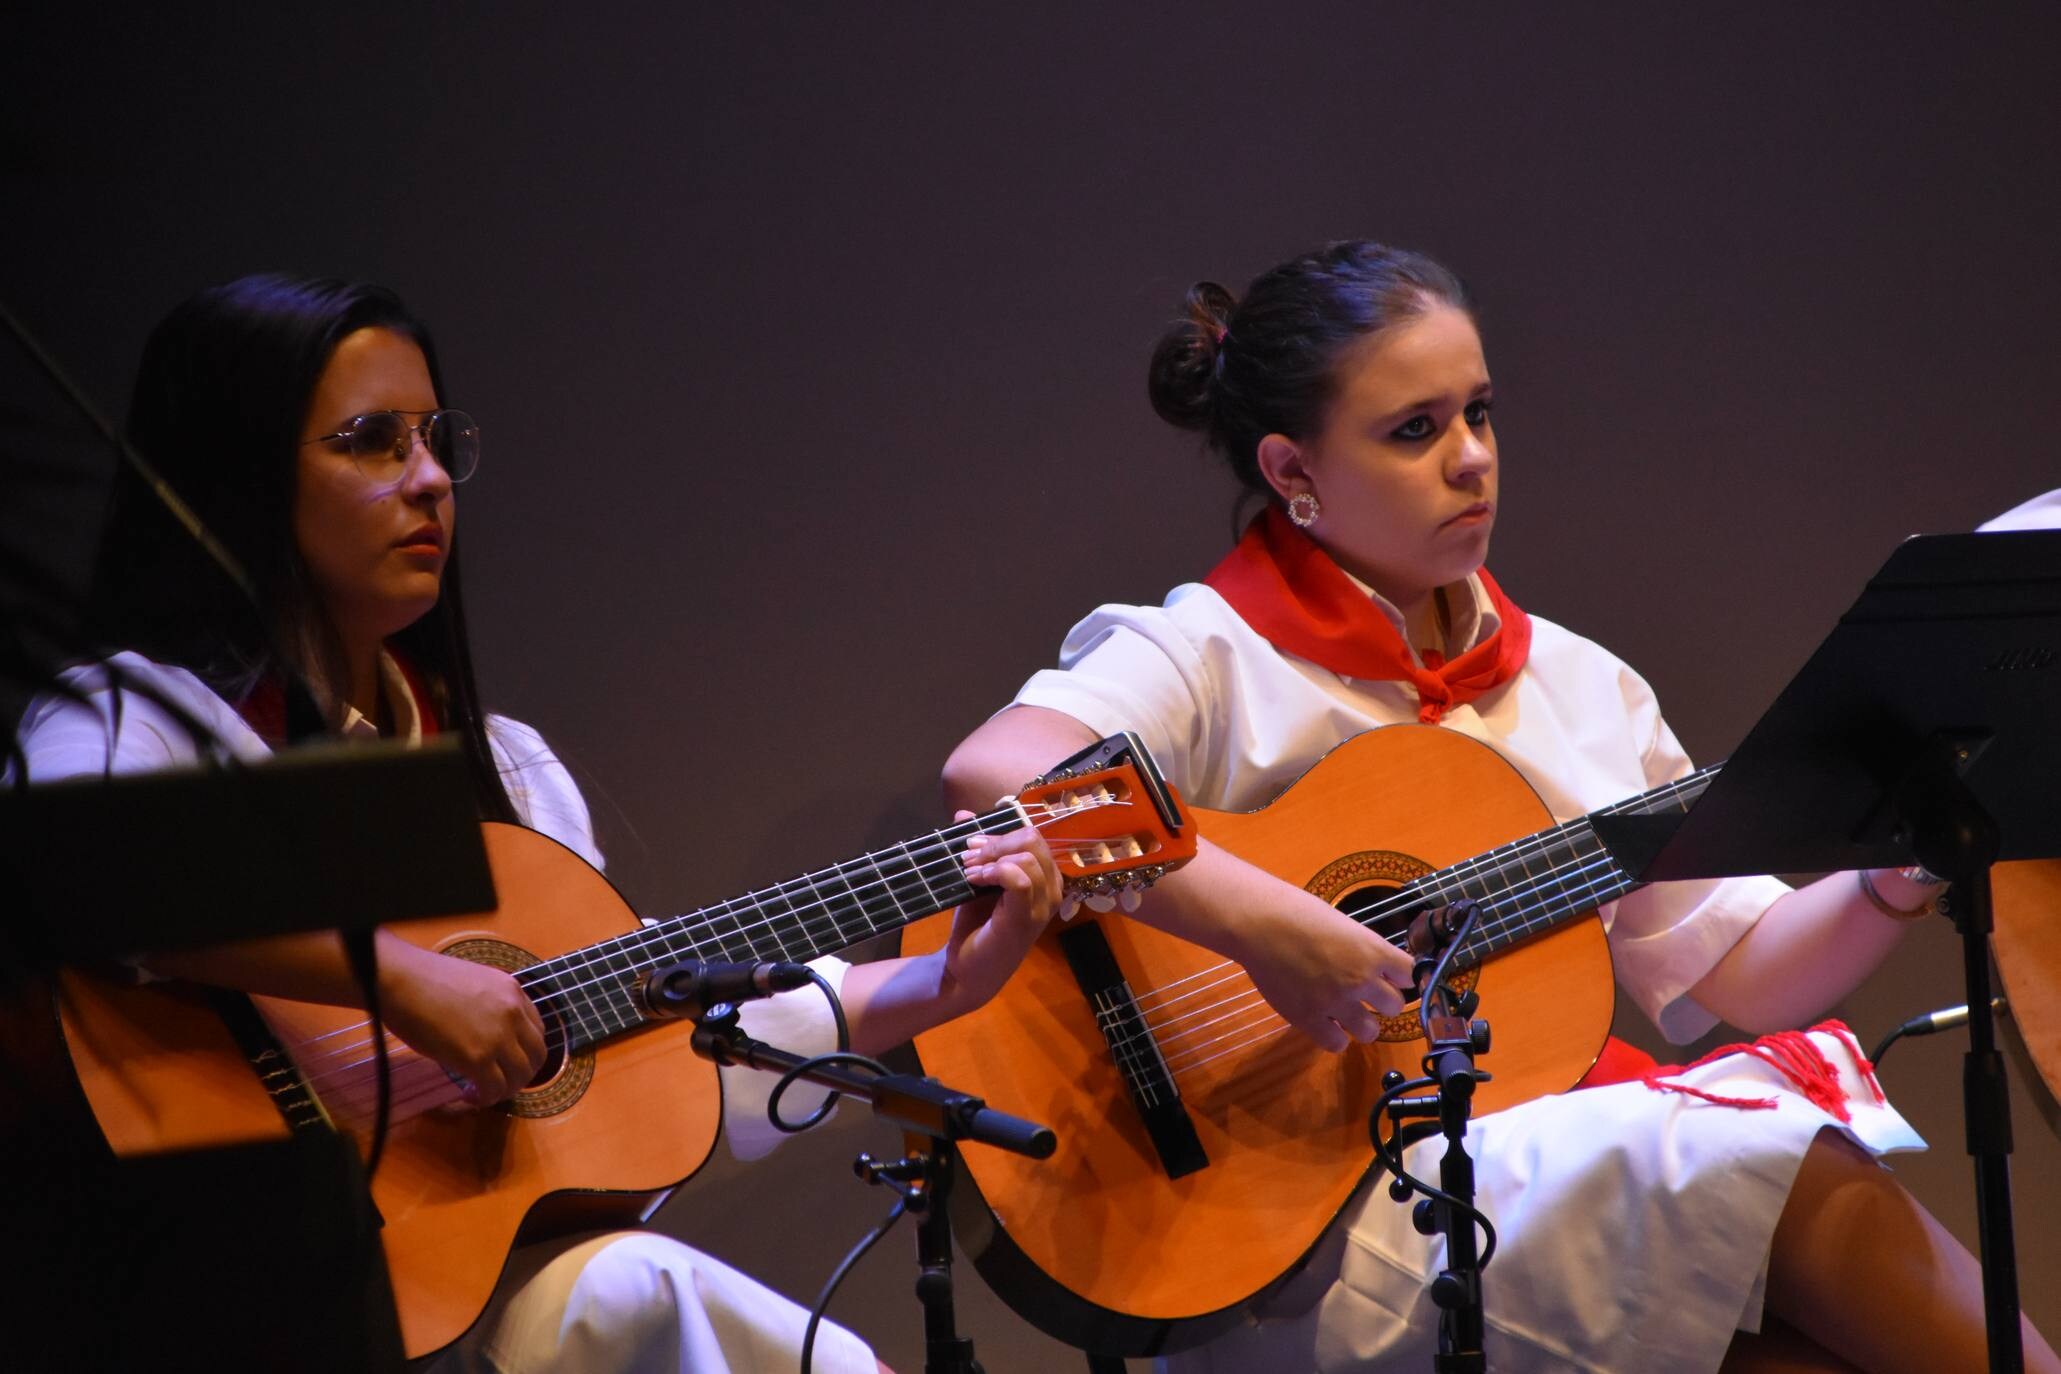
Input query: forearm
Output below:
<box><xmin>950</xmin><ymin>707</ymin><xmax>1281</xmax><ymax>958</ymax></box>
<box><xmin>142</xmin><ymin>927</ymin><xmax>414</xmax><ymax>1007</ymax></box>
<box><xmin>838</xmin><ymin>951</ymin><xmax>969</xmax><ymax>1056</ymax></box>
<box><xmin>1688</xmin><ymin>868</ymin><xmax>1934</xmax><ymax>1032</ymax></box>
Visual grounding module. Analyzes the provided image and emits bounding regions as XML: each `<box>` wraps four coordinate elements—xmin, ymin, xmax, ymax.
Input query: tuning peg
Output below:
<box><xmin>1058</xmin><ymin>893</ymin><xmax>1082</xmax><ymax>922</ymax></box>
<box><xmin>1118</xmin><ymin>884</ymin><xmax>1142</xmax><ymax>912</ymax></box>
<box><xmin>1084</xmin><ymin>893</ymin><xmax>1117</xmax><ymax>912</ymax></box>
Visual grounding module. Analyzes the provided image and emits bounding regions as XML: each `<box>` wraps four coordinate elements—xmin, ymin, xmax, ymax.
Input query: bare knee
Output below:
<box><xmin>1720</xmin><ymin>1319</ymin><xmax>1862</xmax><ymax>1373</ymax></box>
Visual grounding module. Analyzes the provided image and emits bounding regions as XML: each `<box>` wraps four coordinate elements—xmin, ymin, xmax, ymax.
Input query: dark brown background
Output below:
<box><xmin>6</xmin><ymin>6</ymin><xmax>2057</xmax><ymax>1367</ymax></box>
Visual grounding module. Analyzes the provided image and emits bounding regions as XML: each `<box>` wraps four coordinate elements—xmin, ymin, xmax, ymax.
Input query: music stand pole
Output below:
<box><xmin>1905</xmin><ymin>767</ymin><xmax>2021</xmax><ymax>1369</ymax></box>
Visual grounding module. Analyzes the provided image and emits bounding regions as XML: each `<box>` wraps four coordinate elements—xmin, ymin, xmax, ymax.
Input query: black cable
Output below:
<box><xmin>1368</xmin><ymin>1075</ymin><xmax>1500</xmax><ymax>1269</ymax></box>
<box><xmin>1870</xmin><ymin>1025</ymin><xmax>1911</xmax><ymax>1067</ymax></box>
<box><xmin>1871</xmin><ymin>1000</ymin><xmax>1996</xmax><ymax>1067</ymax></box>
<box><xmin>801</xmin><ymin>1195</ymin><xmax>908</xmax><ymax>1374</ymax></box>
<box><xmin>768</xmin><ymin>1052</ymin><xmax>890</xmax><ymax>1134</ymax></box>
<box><xmin>809</xmin><ymin>965</ymin><xmax>850</xmax><ymax>1053</ymax></box>
<box><xmin>340</xmin><ymin>929</ymin><xmax>393</xmax><ymax>1180</ymax></box>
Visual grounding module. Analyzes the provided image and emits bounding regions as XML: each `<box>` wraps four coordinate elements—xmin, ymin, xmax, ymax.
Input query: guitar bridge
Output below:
<box><xmin>1057</xmin><ymin>922</ymin><xmax>1208</xmax><ymax>1180</ymax></box>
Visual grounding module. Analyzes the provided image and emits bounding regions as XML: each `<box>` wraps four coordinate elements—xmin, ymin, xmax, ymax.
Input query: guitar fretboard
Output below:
<box><xmin>1375</xmin><ymin>764</ymin><xmax>1720</xmax><ymax>969</ymax></box>
<box><xmin>514</xmin><ymin>805</ymin><xmax>1027</xmax><ymax>1052</ymax></box>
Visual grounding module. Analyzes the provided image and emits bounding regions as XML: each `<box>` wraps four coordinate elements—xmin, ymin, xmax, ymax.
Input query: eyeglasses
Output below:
<box><xmin>302</xmin><ymin>409</ymin><xmax>480</xmax><ymax>483</ymax></box>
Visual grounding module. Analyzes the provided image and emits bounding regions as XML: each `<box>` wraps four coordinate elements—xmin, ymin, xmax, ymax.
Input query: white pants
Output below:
<box><xmin>434</xmin><ymin>1230</ymin><xmax>876</xmax><ymax>1374</ymax></box>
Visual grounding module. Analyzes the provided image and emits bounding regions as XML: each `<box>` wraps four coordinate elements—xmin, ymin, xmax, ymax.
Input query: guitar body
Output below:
<box><xmin>1993</xmin><ymin>859</ymin><xmax>2061</xmax><ymax>1135</ymax></box>
<box><xmin>907</xmin><ymin>726</ymin><xmax>1617</xmax><ymax>1354</ymax></box>
<box><xmin>58</xmin><ymin>822</ymin><xmax>721</xmax><ymax>1359</ymax></box>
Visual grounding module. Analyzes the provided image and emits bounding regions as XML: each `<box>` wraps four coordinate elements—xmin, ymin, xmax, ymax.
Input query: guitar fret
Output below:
<box><xmin>891</xmin><ymin>837</ymin><xmax>950</xmax><ymax>914</ymax></box>
<box><xmin>513</xmin><ymin>802</ymin><xmax>1063</xmax><ymax>1058</ymax></box>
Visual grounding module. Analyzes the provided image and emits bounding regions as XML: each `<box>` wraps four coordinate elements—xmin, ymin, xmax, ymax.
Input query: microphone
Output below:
<box><xmin>641</xmin><ymin>958</ymin><xmax>814</xmax><ymax>1019</ymax></box>
<box><xmin>1894</xmin><ymin>997</ymin><xmax>2007</xmax><ymax>1041</ymax></box>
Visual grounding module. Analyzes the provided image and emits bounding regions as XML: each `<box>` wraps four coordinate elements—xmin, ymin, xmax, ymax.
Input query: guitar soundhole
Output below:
<box><xmin>1308</xmin><ymin>850</ymin><xmax>1479</xmax><ymax>1045</ymax></box>
<box><xmin>440</xmin><ymin>937</ymin><xmax>597</xmax><ymax>1119</ymax></box>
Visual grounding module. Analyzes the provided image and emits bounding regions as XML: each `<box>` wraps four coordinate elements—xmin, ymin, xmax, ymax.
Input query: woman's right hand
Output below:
<box><xmin>1219</xmin><ymin>869</ymin><xmax>1420</xmax><ymax>1052</ymax></box>
<box><xmin>1136</xmin><ymin>839</ymin><xmax>1418</xmax><ymax>1053</ymax></box>
<box><xmin>377</xmin><ymin>937</ymin><xmax>548</xmax><ymax>1105</ymax></box>
<box><xmin>942</xmin><ymin>708</ymin><xmax>1417</xmax><ymax>1052</ymax></box>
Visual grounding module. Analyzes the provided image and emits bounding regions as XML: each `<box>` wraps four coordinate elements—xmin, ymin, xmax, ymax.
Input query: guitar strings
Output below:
<box><xmin>510</xmin><ymin>794</ymin><xmax>1112</xmax><ymax>1010</ymax></box>
<box><xmin>288</xmin><ymin>815</ymin><xmax>1088</xmax><ymax>1087</ymax></box>
<box><xmin>1107</xmin><ymin>840</ymin><xmax>1623</xmax><ymax>1080</ymax></box>
<box><xmin>1130</xmin><ymin>764</ymin><xmax>1710</xmax><ymax>1023</ymax></box>
<box><xmin>1103</xmin><ymin>769</ymin><xmax>1713</xmax><ymax>1081</ymax></box>
<box><xmin>297</xmin><ymin>763</ymin><xmax>1712</xmax><ymax>1120</ymax></box>
<box><xmin>286</xmin><ymin>802</ymin><xmax>1061</xmax><ymax>1070</ymax></box>
<box><xmin>1150</xmin><ymin>847</ymin><xmax>1630</xmax><ymax>1079</ymax></box>
<box><xmin>290</xmin><ymin>792</ymin><xmax>1159</xmax><ymax>1091</ymax></box>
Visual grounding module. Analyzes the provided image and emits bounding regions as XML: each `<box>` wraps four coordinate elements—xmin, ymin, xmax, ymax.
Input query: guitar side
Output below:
<box><xmin>907</xmin><ymin>726</ymin><xmax>1617</xmax><ymax>1354</ymax></box>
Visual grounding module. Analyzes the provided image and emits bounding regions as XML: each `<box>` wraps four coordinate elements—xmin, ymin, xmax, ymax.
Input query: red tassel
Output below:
<box><xmin>1635</xmin><ymin>1019</ymin><xmax>1874</xmax><ymax>1122</ymax></box>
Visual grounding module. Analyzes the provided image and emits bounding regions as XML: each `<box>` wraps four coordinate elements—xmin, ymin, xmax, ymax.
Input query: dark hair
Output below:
<box><xmin>91</xmin><ymin>272</ymin><xmax>519</xmax><ymax>823</ymax></box>
<box><xmin>1146</xmin><ymin>240</ymin><xmax>1472</xmax><ymax>496</ymax></box>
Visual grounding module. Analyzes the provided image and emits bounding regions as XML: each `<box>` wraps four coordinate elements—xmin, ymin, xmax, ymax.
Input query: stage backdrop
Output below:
<box><xmin>7</xmin><ymin>7</ymin><xmax>2057</xmax><ymax>1368</ymax></box>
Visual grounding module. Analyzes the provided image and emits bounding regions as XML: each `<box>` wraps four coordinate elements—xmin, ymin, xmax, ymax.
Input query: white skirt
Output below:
<box><xmin>1161</xmin><ymin>1027</ymin><xmax>1925</xmax><ymax>1374</ymax></box>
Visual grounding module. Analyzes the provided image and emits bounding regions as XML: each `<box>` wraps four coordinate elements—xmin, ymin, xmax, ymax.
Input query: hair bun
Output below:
<box><xmin>1147</xmin><ymin>280</ymin><xmax>1237</xmax><ymax>432</ymax></box>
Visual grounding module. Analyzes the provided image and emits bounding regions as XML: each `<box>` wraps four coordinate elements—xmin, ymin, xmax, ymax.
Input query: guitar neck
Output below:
<box><xmin>1400</xmin><ymin>763</ymin><xmax>1721</xmax><ymax>968</ymax></box>
<box><xmin>513</xmin><ymin>806</ymin><xmax>1025</xmax><ymax>1051</ymax></box>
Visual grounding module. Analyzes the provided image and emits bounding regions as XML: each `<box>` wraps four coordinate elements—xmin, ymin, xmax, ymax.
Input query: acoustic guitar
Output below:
<box><xmin>53</xmin><ymin>734</ymin><xmax>1194</xmax><ymax>1358</ymax></box>
<box><xmin>905</xmin><ymin>724</ymin><xmax>1716</xmax><ymax>1356</ymax></box>
<box><xmin>1993</xmin><ymin>859</ymin><xmax>2061</xmax><ymax>1136</ymax></box>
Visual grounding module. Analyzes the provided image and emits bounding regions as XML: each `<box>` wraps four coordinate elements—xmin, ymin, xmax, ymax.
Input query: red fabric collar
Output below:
<box><xmin>233</xmin><ymin>647</ymin><xmax>443</xmax><ymax>745</ymax></box>
<box><xmin>1201</xmin><ymin>506</ymin><xmax>1532</xmax><ymax>724</ymax></box>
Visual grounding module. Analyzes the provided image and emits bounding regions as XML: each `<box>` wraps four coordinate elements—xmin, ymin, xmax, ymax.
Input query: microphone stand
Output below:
<box><xmin>687</xmin><ymin>1004</ymin><xmax>1055</xmax><ymax>1374</ymax></box>
<box><xmin>1375</xmin><ymin>900</ymin><xmax>1494</xmax><ymax>1374</ymax></box>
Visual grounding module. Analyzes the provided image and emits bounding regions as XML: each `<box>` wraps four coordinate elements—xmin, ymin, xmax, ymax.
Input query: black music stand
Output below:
<box><xmin>1</xmin><ymin>735</ymin><xmax>495</xmax><ymax>959</ymax></box>
<box><xmin>1592</xmin><ymin>529</ymin><xmax>2061</xmax><ymax>1374</ymax></box>
<box><xmin>1</xmin><ymin>739</ymin><xmax>496</xmax><ymax>1371</ymax></box>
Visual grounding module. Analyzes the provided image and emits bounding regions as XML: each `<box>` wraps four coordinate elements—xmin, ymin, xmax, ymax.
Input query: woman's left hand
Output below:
<box><xmin>942</xmin><ymin>811</ymin><xmax>1064</xmax><ymax>1006</ymax></box>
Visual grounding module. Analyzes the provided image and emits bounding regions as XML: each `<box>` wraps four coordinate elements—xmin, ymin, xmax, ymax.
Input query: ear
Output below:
<box><xmin>1255</xmin><ymin>433</ymin><xmax>1312</xmax><ymax>506</ymax></box>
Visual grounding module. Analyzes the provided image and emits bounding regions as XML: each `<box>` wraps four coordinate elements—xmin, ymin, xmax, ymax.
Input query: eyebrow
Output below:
<box><xmin>1374</xmin><ymin>379</ymin><xmax>1494</xmax><ymax>425</ymax></box>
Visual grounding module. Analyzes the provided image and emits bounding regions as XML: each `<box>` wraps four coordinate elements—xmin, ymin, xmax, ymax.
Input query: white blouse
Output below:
<box><xmin>1011</xmin><ymin>575</ymin><xmax>1792</xmax><ymax>1043</ymax></box>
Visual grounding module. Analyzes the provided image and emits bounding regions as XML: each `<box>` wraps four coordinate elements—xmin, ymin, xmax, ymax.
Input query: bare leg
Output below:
<box><xmin>1721</xmin><ymin>1319</ymin><xmax>1860</xmax><ymax>1372</ymax></box>
<box><xmin>1761</xmin><ymin>1130</ymin><xmax>2059</xmax><ymax>1374</ymax></box>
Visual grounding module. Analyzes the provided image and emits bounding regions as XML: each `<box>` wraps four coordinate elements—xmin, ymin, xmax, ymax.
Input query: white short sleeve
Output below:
<box><xmin>1601</xmin><ymin>678</ymin><xmax>1790</xmax><ymax>1042</ymax></box>
<box><xmin>1012</xmin><ymin>589</ymin><xmax>1220</xmax><ymax>795</ymax></box>
<box><xmin>485</xmin><ymin>715</ymin><xmax>604</xmax><ymax>871</ymax></box>
<box><xmin>721</xmin><ymin>956</ymin><xmax>854</xmax><ymax>1162</ymax></box>
<box><xmin>11</xmin><ymin>653</ymin><xmax>269</xmax><ymax>782</ymax></box>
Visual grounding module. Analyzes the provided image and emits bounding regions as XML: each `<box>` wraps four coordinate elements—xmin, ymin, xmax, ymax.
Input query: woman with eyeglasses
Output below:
<box><xmin>942</xmin><ymin>241</ymin><xmax>2060</xmax><ymax>1374</ymax></box>
<box><xmin>15</xmin><ymin>272</ymin><xmax>1060</xmax><ymax>1374</ymax></box>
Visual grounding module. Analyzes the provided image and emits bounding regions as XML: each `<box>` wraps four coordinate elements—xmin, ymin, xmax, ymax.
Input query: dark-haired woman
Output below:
<box><xmin>16</xmin><ymin>272</ymin><xmax>1061</xmax><ymax>1374</ymax></box>
<box><xmin>944</xmin><ymin>242</ymin><xmax>2058</xmax><ymax>1373</ymax></box>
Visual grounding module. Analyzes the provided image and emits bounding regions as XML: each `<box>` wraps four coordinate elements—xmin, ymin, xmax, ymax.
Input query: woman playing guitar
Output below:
<box><xmin>15</xmin><ymin>272</ymin><xmax>1063</xmax><ymax>1374</ymax></box>
<box><xmin>942</xmin><ymin>241</ymin><xmax>2060</xmax><ymax>1373</ymax></box>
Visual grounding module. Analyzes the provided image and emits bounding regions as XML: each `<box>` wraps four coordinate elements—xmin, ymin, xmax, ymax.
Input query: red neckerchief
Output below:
<box><xmin>233</xmin><ymin>647</ymin><xmax>443</xmax><ymax>745</ymax></box>
<box><xmin>1201</xmin><ymin>506</ymin><xmax>1532</xmax><ymax>724</ymax></box>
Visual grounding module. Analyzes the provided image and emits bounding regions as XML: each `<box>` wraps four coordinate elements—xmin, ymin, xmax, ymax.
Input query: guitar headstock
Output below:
<box><xmin>1014</xmin><ymin>732</ymin><xmax>1195</xmax><ymax>916</ymax></box>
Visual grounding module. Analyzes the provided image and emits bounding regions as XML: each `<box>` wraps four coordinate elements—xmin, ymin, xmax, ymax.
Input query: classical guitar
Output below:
<box><xmin>54</xmin><ymin>733</ymin><xmax>1194</xmax><ymax>1359</ymax></box>
<box><xmin>905</xmin><ymin>724</ymin><xmax>1716</xmax><ymax>1356</ymax></box>
<box><xmin>1993</xmin><ymin>860</ymin><xmax>2061</xmax><ymax>1136</ymax></box>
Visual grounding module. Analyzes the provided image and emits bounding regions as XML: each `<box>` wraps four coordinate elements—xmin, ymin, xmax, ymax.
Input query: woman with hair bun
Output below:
<box><xmin>945</xmin><ymin>241</ymin><xmax>2058</xmax><ymax>1372</ymax></box>
<box><xmin>15</xmin><ymin>271</ymin><xmax>1062</xmax><ymax>1373</ymax></box>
